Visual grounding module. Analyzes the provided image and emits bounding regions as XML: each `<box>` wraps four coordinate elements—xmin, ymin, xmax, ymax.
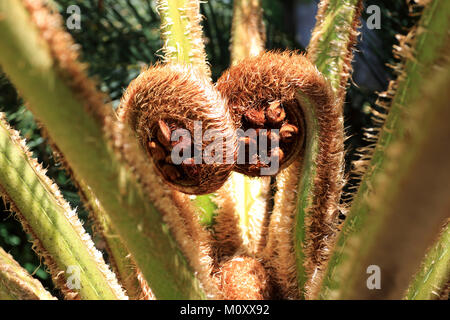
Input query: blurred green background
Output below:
<box><xmin>0</xmin><ymin>0</ymin><xmax>418</xmax><ymax>297</ymax></box>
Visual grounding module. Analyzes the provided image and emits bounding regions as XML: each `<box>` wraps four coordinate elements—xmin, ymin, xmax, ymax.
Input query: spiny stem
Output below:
<box><xmin>0</xmin><ymin>114</ymin><xmax>126</xmax><ymax>300</ymax></box>
<box><xmin>405</xmin><ymin>221</ymin><xmax>450</xmax><ymax>300</ymax></box>
<box><xmin>0</xmin><ymin>0</ymin><xmax>205</xmax><ymax>299</ymax></box>
<box><xmin>79</xmin><ymin>180</ymin><xmax>154</xmax><ymax>300</ymax></box>
<box><xmin>318</xmin><ymin>0</ymin><xmax>450</xmax><ymax>299</ymax></box>
<box><xmin>156</xmin><ymin>0</ymin><xmax>210</xmax><ymax>77</ymax></box>
<box><xmin>307</xmin><ymin>0</ymin><xmax>363</xmax><ymax>99</ymax></box>
<box><xmin>0</xmin><ymin>246</ymin><xmax>55</xmax><ymax>300</ymax></box>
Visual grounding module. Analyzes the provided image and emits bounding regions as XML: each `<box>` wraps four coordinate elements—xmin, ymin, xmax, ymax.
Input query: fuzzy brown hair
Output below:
<box><xmin>216</xmin><ymin>51</ymin><xmax>341</xmax><ymax>299</ymax></box>
<box><xmin>215</xmin><ymin>51</ymin><xmax>328</xmax><ymax>177</ymax></box>
<box><xmin>119</xmin><ymin>63</ymin><xmax>238</xmax><ymax>195</ymax></box>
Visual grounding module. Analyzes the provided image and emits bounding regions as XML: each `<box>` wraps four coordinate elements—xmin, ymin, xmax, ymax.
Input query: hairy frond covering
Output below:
<box><xmin>216</xmin><ymin>255</ymin><xmax>271</xmax><ymax>300</ymax></box>
<box><xmin>119</xmin><ymin>63</ymin><xmax>237</xmax><ymax>195</ymax></box>
<box><xmin>217</xmin><ymin>51</ymin><xmax>342</xmax><ymax>299</ymax></box>
<box><xmin>217</xmin><ymin>51</ymin><xmax>319</xmax><ymax>176</ymax></box>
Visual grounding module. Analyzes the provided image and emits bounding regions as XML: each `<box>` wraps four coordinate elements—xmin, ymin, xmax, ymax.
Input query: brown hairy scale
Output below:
<box><xmin>118</xmin><ymin>63</ymin><xmax>238</xmax><ymax>195</ymax></box>
<box><xmin>216</xmin><ymin>256</ymin><xmax>271</xmax><ymax>300</ymax></box>
<box><xmin>215</xmin><ymin>51</ymin><xmax>320</xmax><ymax>177</ymax></box>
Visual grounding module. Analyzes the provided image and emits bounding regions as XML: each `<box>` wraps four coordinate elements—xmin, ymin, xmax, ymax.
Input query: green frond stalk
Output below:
<box><xmin>230</xmin><ymin>0</ymin><xmax>265</xmax><ymax>64</ymax></box>
<box><xmin>0</xmin><ymin>246</ymin><xmax>55</xmax><ymax>300</ymax></box>
<box><xmin>0</xmin><ymin>114</ymin><xmax>126</xmax><ymax>300</ymax></box>
<box><xmin>156</xmin><ymin>0</ymin><xmax>210</xmax><ymax>77</ymax></box>
<box><xmin>318</xmin><ymin>0</ymin><xmax>450</xmax><ymax>299</ymax></box>
<box><xmin>268</xmin><ymin>0</ymin><xmax>361</xmax><ymax>298</ymax></box>
<box><xmin>406</xmin><ymin>222</ymin><xmax>450</xmax><ymax>300</ymax></box>
<box><xmin>79</xmin><ymin>181</ymin><xmax>154</xmax><ymax>299</ymax></box>
<box><xmin>307</xmin><ymin>0</ymin><xmax>363</xmax><ymax>99</ymax></box>
<box><xmin>0</xmin><ymin>0</ymin><xmax>205</xmax><ymax>299</ymax></box>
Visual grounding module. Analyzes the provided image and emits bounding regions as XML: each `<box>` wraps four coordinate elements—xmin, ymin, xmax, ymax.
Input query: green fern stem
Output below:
<box><xmin>156</xmin><ymin>0</ymin><xmax>210</xmax><ymax>76</ymax></box>
<box><xmin>0</xmin><ymin>114</ymin><xmax>126</xmax><ymax>300</ymax></box>
<box><xmin>307</xmin><ymin>0</ymin><xmax>362</xmax><ymax>97</ymax></box>
<box><xmin>79</xmin><ymin>180</ymin><xmax>153</xmax><ymax>299</ymax></box>
<box><xmin>406</xmin><ymin>222</ymin><xmax>450</xmax><ymax>300</ymax></box>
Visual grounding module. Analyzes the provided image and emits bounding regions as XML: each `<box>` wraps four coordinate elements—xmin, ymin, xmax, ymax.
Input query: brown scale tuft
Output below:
<box><xmin>216</xmin><ymin>51</ymin><xmax>331</xmax><ymax>177</ymax></box>
<box><xmin>217</xmin><ymin>255</ymin><xmax>271</xmax><ymax>300</ymax></box>
<box><xmin>118</xmin><ymin>63</ymin><xmax>238</xmax><ymax>195</ymax></box>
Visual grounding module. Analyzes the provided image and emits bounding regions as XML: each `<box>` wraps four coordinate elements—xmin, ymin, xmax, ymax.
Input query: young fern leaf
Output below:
<box><xmin>318</xmin><ymin>0</ymin><xmax>450</xmax><ymax>299</ymax></box>
<box><xmin>0</xmin><ymin>246</ymin><xmax>55</xmax><ymax>300</ymax></box>
<box><xmin>250</xmin><ymin>0</ymin><xmax>361</xmax><ymax>299</ymax></box>
<box><xmin>0</xmin><ymin>114</ymin><xmax>126</xmax><ymax>300</ymax></box>
<box><xmin>121</xmin><ymin>0</ymin><xmax>225</xmax><ymax>298</ymax></box>
<box><xmin>405</xmin><ymin>221</ymin><xmax>450</xmax><ymax>300</ymax></box>
<box><xmin>217</xmin><ymin>51</ymin><xmax>340</xmax><ymax>300</ymax></box>
<box><xmin>119</xmin><ymin>63</ymin><xmax>237</xmax><ymax>195</ymax></box>
<box><xmin>0</xmin><ymin>0</ymin><xmax>206</xmax><ymax>299</ymax></box>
